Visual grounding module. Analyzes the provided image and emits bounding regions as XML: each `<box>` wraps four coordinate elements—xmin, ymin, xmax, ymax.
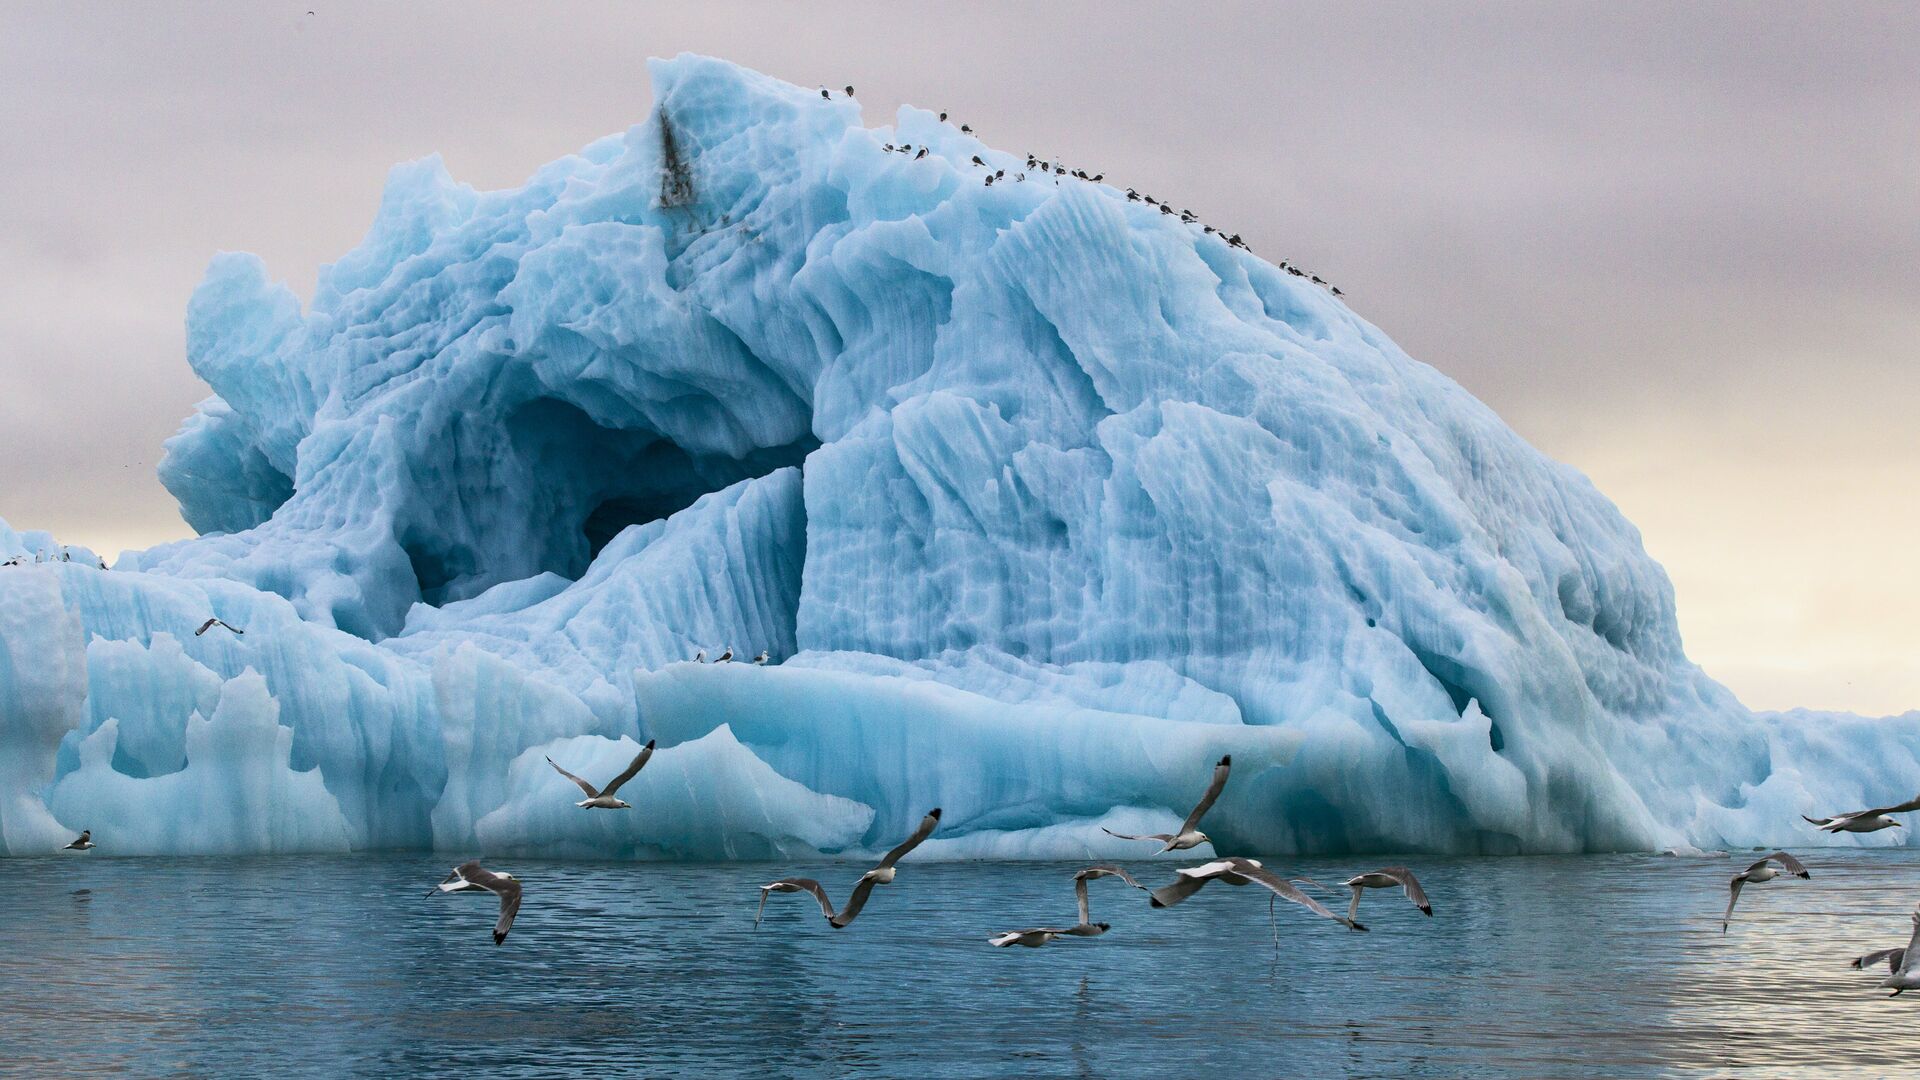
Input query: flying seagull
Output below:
<box><xmin>1102</xmin><ymin>754</ymin><xmax>1230</xmax><ymax>853</ymax></box>
<box><xmin>195</xmin><ymin>618</ymin><xmax>243</xmax><ymax>637</ymax></box>
<box><xmin>990</xmin><ymin>865</ymin><xmax>1145</xmax><ymax>948</ymax></box>
<box><xmin>1149</xmin><ymin>857</ymin><xmax>1366</xmax><ymax>931</ymax></box>
<box><xmin>545</xmin><ymin>740</ymin><xmax>655</xmax><ymax>809</ymax></box>
<box><xmin>1342</xmin><ymin>868</ymin><xmax>1432</xmax><ymax>923</ymax></box>
<box><xmin>63</xmin><ymin>830</ymin><xmax>94</xmax><ymax>851</ymax></box>
<box><xmin>1878</xmin><ymin>906</ymin><xmax>1920</xmax><ymax>995</ymax></box>
<box><xmin>1803</xmin><ymin>793</ymin><xmax>1920</xmax><ymax>833</ymax></box>
<box><xmin>988</xmin><ymin>924</ymin><xmax>1108</xmax><ymax>948</ymax></box>
<box><xmin>427</xmin><ymin>861</ymin><xmax>522</xmax><ymax>945</ymax></box>
<box><xmin>1721</xmin><ymin>851</ymin><xmax>1810</xmax><ymax>932</ymax></box>
<box><xmin>756</xmin><ymin>808</ymin><xmax>941</xmax><ymax>928</ymax></box>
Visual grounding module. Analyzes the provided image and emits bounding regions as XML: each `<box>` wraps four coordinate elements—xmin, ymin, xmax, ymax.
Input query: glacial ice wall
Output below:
<box><xmin>3</xmin><ymin>55</ymin><xmax>1916</xmax><ymax>857</ymax></box>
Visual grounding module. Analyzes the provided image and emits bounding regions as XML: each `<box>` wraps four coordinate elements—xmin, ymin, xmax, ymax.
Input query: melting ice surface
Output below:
<box><xmin>1</xmin><ymin>54</ymin><xmax>1915</xmax><ymax>858</ymax></box>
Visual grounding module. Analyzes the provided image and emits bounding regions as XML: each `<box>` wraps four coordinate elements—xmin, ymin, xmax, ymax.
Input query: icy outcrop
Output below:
<box><xmin>2</xmin><ymin>55</ymin><xmax>1915</xmax><ymax>857</ymax></box>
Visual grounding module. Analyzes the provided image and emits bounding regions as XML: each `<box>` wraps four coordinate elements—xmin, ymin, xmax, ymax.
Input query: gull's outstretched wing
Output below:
<box><xmin>1100</xmin><ymin>828</ymin><xmax>1174</xmax><ymax>843</ymax></box>
<box><xmin>1722</xmin><ymin>876</ymin><xmax>1745</xmax><ymax>933</ymax></box>
<box><xmin>832</xmin><ymin>876</ymin><xmax>880</xmax><ymax>928</ymax></box>
<box><xmin>1853</xmin><ymin>948</ymin><xmax>1907</xmax><ymax>972</ymax></box>
<box><xmin>1858</xmin><ymin>793</ymin><xmax>1920</xmax><ymax>818</ymax></box>
<box><xmin>1147</xmin><ymin>860</ymin><xmax>1237</xmax><ymax>909</ymax></box>
<box><xmin>1748</xmin><ymin>851</ymin><xmax>1810</xmax><ymax>879</ymax></box>
<box><xmin>1376</xmin><ymin>867</ymin><xmax>1433</xmax><ymax>914</ymax></box>
<box><xmin>544</xmin><ymin>756</ymin><xmax>601</xmax><ymax>799</ymax></box>
<box><xmin>757</xmin><ymin>878</ymin><xmax>836</xmax><ymax>926</ymax></box>
<box><xmin>1229</xmin><ymin>860</ymin><xmax>1365</xmax><ymax>930</ymax></box>
<box><xmin>1180</xmin><ymin>755</ymin><xmax>1232</xmax><ymax>834</ymax></box>
<box><xmin>490</xmin><ymin>878</ymin><xmax>523</xmax><ymax>945</ymax></box>
<box><xmin>875</xmin><ymin>809</ymin><xmax>942</xmax><ymax>870</ymax></box>
<box><xmin>599</xmin><ymin>740</ymin><xmax>657</xmax><ymax>798</ymax></box>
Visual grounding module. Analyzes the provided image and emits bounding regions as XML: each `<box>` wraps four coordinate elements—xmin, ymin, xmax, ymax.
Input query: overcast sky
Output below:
<box><xmin>1</xmin><ymin>3</ymin><xmax>1914</xmax><ymax>714</ymax></box>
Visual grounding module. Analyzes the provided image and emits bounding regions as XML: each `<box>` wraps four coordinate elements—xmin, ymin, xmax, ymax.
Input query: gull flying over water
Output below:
<box><xmin>1149</xmin><ymin>857</ymin><xmax>1366</xmax><ymax>931</ymax></box>
<box><xmin>1874</xmin><ymin>905</ymin><xmax>1920</xmax><ymax>995</ymax></box>
<box><xmin>1721</xmin><ymin>851</ymin><xmax>1810</xmax><ymax>932</ymax></box>
<box><xmin>1803</xmin><ymin>793</ymin><xmax>1920</xmax><ymax>834</ymax></box>
<box><xmin>756</xmin><ymin>809</ymin><xmax>941</xmax><ymax>929</ymax></box>
<box><xmin>545</xmin><ymin>740</ymin><xmax>655</xmax><ymax>809</ymax></box>
<box><xmin>989</xmin><ymin>865</ymin><xmax>1146</xmax><ymax>948</ymax></box>
<box><xmin>195</xmin><ymin>618</ymin><xmax>243</xmax><ymax>637</ymax></box>
<box><xmin>63</xmin><ymin>830</ymin><xmax>94</xmax><ymax>851</ymax></box>
<box><xmin>1102</xmin><ymin>754</ymin><xmax>1230</xmax><ymax>853</ymax></box>
<box><xmin>1343</xmin><ymin>867</ymin><xmax>1432</xmax><ymax>923</ymax></box>
<box><xmin>428</xmin><ymin>861</ymin><xmax>523</xmax><ymax>945</ymax></box>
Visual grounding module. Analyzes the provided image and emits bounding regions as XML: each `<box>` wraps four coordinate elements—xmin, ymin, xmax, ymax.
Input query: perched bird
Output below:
<box><xmin>1015</xmin><ymin>173</ymin><xmax>1026</xmax><ymax>182</ymax></box>
<box><xmin>1804</xmin><ymin>794</ymin><xmax>1920</xmax><ymax>833</ymax></box>
<box><xmin>844</xmin><ymin>85</ymin><xmax>855</xmax><ymax>97</ymax></box>
<box><xmin>1331</xmin><ymin>286</ymin><xmax>1344</xmax><ymax>297</ymax></box>
<box><xmin>883</xmin><ymin>143</ymin><xmax>895</xmax><ymax>152</ymax></box>
<box><xmin>820</xmin><ymin>87</ymin><xmax>830</xmax><ymax>99</ymax></box>
<box><xmin>984</xmin><ymin>176</ymin><xmax>995</xmax><ymax>186</ymax></box>
<box><xmin>1148</xmin><ymin>857</ymin><xmax>1367</xmax><ymax>931</ymax></box>
<box><xmin>195</xmin><ymin>618</ymin><xmax>243</xmax><ymax>637</ymax></box>
<box><xmin>972</xmin><ymin>155</ymin><xmax>985</xmax><ymax>166</ymax></box>
<box><xmin>694</xmin><ymin>650</ymin><xmax>706</xmax><ymax>662</ymax></box>
<box><xmin>756</xmin><ymin>809</ymin><xmax>941</xmax><ymax>928</ymax></box>
<box><xmin>428</xmin><ymin>861</ymin><xmax>523</xmax><ymax>945</ymax></box>
<box><xmin>545</xmin><ymin>740</ymin><xmax>656</xmax><ymax>809</ymax></box>
<box><xmin>915</xmin><ymin>148</ymin><xmax>928</xmax><ymax>160</ymax></box>
<box><xmin>939</xmin><ymin>111</ymin><xmax>949</xmax><ymax>121</ymax></box>
<box><xmin>1102</xmin><ymin>754</ymin><xmax>1231</xmax><ymax>853</ymax></box>
<box><xmin>716</xmin><ymin>648</ymin><xmax>734</xmax><ymax>663</ymax></box>
<box><xmin>1342</xmin><ymin>868</ymin><xmax>1431</xmax><ymax>923</ymax></box>
<box><xmin>752</xmin><ymin>651</ymin><xmax>769</xmax><ymax>664</ymax></box>
<box><xmin>960</xmin><ymin>124</ymin><xmax>973</xmax><ymax>134</ymax></box>
<box><xmin>1878</xmin><ymin>906</ymin><xmax>1920</xmax><ymax>995</ymax></box>
<box><xmin>63</xmin><ymin>830</ymin><xmax>94</xmax><ymax>851</ymax></box>
<box><xmin>1722</xmin><ymin>851</ymin><xmax>1810</xmax><ymax>932</ymax></box>
<box><xmin>1091</xmin><ymin>173</ymin><xmax>1103</xmax><ymax>182</ymax></box>
<box><xmin>1160</xmin><ymin>205</ymin><xmax>1173</xmax><ymax>215</ymax></box>
<box><xmin>1311</xmin><ymin>275</ymin><xmax>1326</xmax><ymax>285</ymax></box>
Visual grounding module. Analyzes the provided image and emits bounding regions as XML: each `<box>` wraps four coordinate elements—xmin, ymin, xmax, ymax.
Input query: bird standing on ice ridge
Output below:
<box><xmin>752</xmin><ymin>651</ymin><xmax>769</xmax><ymax>664</ymax></box>
<box><xmin>1102</xmin><ymin>754</ymin><xmax>1230</xmax><ymax>853</ymax></box>
<box><xmin>428</xmin><ymin>862</ymin><xmax>522</xmax><ymax>945</ymax></box>
<box><xmin>1803</xmin><ymin>793</ymin><xmax>1920</xmax><ymax>833</ymax></box>
<box><xmin>195</xmin><ymin>617</ymin><xmax>243</xmax><ymax>636</ymax></box>
<box><xmin>756</xmin><ymin>809</ymin><xmax>941</xmax><ymax>928</ymax></box>
<box><xmin>545</xmin><ymin>740</ymin><xmax>655</xmax><ymax>809</ymax></box>
<box><xmin>63</xmin><ymin>830</ymin><xmax>94</xmax><ymax>851</ymax></box>
<box><xmin>1721</xmin><ymin>851</ymin><xmax>1810</xmax><ymax>932</ymax></box>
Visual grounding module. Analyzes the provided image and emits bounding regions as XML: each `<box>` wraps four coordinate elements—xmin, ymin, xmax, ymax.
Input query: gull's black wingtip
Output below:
<box><xmin>1420</xmin><ymin>905</ymin><xmax>1434</xmax><ymax>916</ymax></box>
<box><xmin>644</xmin><ymin>739</ymin><xmax>657</xmax><ymax>749</ymax></box>
<box><xmin>928</xmin><ymin>807</ymin><xmax>942</xmax><ymax>819</ymax></box>
<box><xmin>1218</xmin><ymin>754</ymin><xmax>1231</xmax><ymax>766</ymax></box>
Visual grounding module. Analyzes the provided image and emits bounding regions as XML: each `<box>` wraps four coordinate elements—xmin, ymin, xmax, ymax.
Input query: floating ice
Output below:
<box><xmin>2</xmin><ymin>54</ymin><xmax>1914</xmax><ymax>858</ymax></box>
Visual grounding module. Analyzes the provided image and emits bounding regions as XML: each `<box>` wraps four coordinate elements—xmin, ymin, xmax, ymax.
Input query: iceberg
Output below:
<box><xmin>2</xmin><ymin>55</ymin><xmax>1915</xmax><ymax>858</ymax></box>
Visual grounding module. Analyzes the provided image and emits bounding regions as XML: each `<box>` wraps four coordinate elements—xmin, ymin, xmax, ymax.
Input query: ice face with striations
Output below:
<box><xmin>2</xmin><ymin>55</ymin><xmax>1915</xmax><ymax>858</ymax></box>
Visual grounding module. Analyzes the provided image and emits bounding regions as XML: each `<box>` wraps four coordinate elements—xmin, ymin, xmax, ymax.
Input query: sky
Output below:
<box><xmin>1</xmin><ymin>3</ymin><xmax>1914</xmax><ymax>714</ymax></box>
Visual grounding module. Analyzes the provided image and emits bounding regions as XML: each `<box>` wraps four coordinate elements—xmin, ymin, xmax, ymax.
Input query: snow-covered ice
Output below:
<box><xmin>3</xmin><ymin>56</ymin><xmax>1915</xmax><ymax>857</ymax></box>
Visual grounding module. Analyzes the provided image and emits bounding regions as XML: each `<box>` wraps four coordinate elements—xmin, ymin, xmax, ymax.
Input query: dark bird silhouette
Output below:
<box><xmin>195</xmin><ymin>618</ymin><xmax>243</xmax><ymax>637</ymax></box>
<box><xmin>844</xmin><ymin>85</ymin><xmax>855</xmax><ymax>97</ymax></box>
<box><xmin>820</xmin><ymin>88</ymin><xmax>830</xmax><ymax>99</ymax></box>
<box><xmin>915</xmin><ymin>147</ymin><xmax>928</xmax><ymax>160</ymax></box>
<box><xmin>960</xmin><ymin>124</ymin><xmax>973</xmax><ymax>134</ymax></box>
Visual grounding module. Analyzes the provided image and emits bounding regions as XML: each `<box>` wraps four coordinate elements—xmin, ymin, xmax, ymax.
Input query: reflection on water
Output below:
<box><xmin>5</xmin><ymin>851</ymin><xmax>1920</xmax><ymax>1076</ymax></box>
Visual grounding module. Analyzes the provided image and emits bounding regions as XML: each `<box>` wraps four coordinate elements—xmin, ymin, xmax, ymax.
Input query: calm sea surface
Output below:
<box><xmin>4</xmin><ymin>850</ymin><xmax>1920</xmax><ymax>1077</ymax></box>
